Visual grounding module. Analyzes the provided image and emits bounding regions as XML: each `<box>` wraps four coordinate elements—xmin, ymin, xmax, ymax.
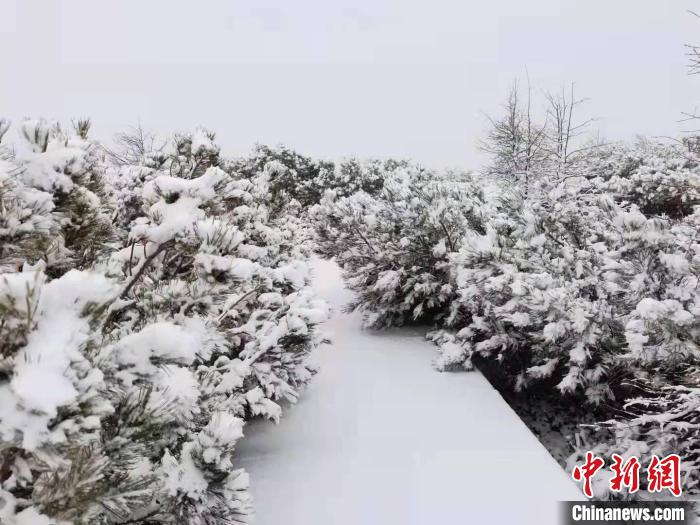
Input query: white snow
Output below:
<box><xmin>0</xmin><ymin>269</ymin><xmax>117</xmax><ymax>449</ymax></box>
<box><xmin>374</xmin><ymin>269</ymin><xmax>401</xmax><ymax>291</ymax></box>
<box><xmin>191</xmin><ymin>128</ymin><xmax>220</xmax><ymax>157</ymax></box>
<box><xmin>154</xmin><ymin>366</ymin><xmax>201</xmax><ymax>419</ymax></box>
<box><xmin>245</xmin><ymin>387</ymin><xmax>283</xmax><ymax>423</ymax></box>
<box><xmin>203</xmin><ymin>412</ymin><xmax>245</xmax><ymax>445</ymax></box>
<box><xmin>132</xmin><ymin>167</ymin><xmax>230</xmax><ymax>243</ymax></box>
<box><xmin>660</xmin><ymin>252</ymin><xmax>690</xmax><ymax>274</ymax></box>
<box><xmin>634</xmin><ymin>298</ymin><xmax>693</xmax><ymax>324</ymax></box>
<box><xmin>236</xmin><ymin>258</ymin><xmax>582</xmax><ymax>525</ymax></box>
<box><xmin>110</xmin><ymin>320</ymin><xmax>205</xmax><ymax>369</ymax></box>
<box><xmin>159</xmin><ymin>443</ymin><xmax>208</xmax><ymax>499</ymax></box>
<box><xmin>10</xmin><ymin>507</ymin><xmax>53</xmax><ymax>525</ymax></box>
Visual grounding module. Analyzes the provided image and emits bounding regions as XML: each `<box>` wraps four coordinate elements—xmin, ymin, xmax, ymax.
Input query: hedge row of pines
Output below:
<box><xmin>311</xmin><ymin>87</ymin><xmax>700</xmax><ymax>499</ymax></box>
<box><xmin>1</xmin><ymin>92</ymin><xmax>699</xmax><ymax>522</ymax></box>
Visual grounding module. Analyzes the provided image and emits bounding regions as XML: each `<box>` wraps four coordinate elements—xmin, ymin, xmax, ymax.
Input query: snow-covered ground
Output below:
<box><xmin>236</xmin><ymin>258</ymin><xmax>583</xmax><ymax>524</ymax></box>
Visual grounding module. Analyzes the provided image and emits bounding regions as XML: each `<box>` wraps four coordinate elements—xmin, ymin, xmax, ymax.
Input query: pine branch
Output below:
<box><xmin>120</xmin><ymin>239</ymin><xmax>175</xmax><ymax>298</ymax></box>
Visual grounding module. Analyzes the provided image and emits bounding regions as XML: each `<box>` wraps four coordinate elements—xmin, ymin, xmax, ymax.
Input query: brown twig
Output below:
<box><xmin>121</xmin><ymin>239</ymin><xmax>175</xmax><ymax>298</ymax></box>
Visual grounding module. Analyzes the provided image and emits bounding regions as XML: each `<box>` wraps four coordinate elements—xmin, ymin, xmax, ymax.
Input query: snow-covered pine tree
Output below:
<box><xmin>311</xmin><ymin>165</ymin><xmax>485</xmax><ymax>328</ymax></box>
<box><xmin>575</xmin><ymin>367</ymin><xmax>700</xmax><ymax>497</ymax></box>
<box><xmin>169</xmin><ymin>128</ymin><xmax>221</xmax><ymax>180</ymax></box>
<box><xmin>432</xmin><ymin>181</ymin><xmax>698</xmax><ymax>401</ymax></box>
<box><xmin>1</xmin><ymin>122</ymin><xmax>330</xmax><ymax>524</ymax></box>
<box><xmin>226</xmin><ymin>144</ymin><xmax>411</xmax><ymax>211</ymax></box>
<box><xmin>0</xmin><ymin>120</ymin><xmax>168</xmax><ymax>525</ymax></box>
<box><xmin>570</xmin><ymin>206</ymin><xmax>700</xmax><ymax>496</ymax></box>
<box><xmin>12</xmin><ymin>119</ymin><xmax>115</xmax><ymax>277</ymax></box>
<box><xmin>577</xmin><ymin>138</ymin><xmax>700</xmax><ymax>219</ymax></box>
<box><xmin>315</xmin><ymin>157</ymin><xmax>412</xmax><ymax>199</ymax></box>
<box><xmin>0</xmin><ymin>262</ymin><xmax>153</xmax><ymax>525</ymax></box>
<box><xmin>227</xmin><ymin>144</ymin><xmax>335</xmax><ymax>209</ymax></box>
<box><xmin>0</xmin><ymin>152</ymin><xmax>56</xmax><ymax>273</ymax></box>
<box><xmin>96</xmin><ymin>132</ymin><xmax>328</xmax><ymax>523</ymax></box>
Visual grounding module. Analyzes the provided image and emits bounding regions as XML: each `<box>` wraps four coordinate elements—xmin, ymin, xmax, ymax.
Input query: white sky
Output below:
<box><xmin>1</xmin><ymin>0</ymin><xmax>698</xmax><ymax>169</ymax></box>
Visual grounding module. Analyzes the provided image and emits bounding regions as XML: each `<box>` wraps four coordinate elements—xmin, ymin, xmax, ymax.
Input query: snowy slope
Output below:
<box><xmin>236</xmin><ymin>258</ymin><xmax>583</xmax><ymax>524</ymax></box>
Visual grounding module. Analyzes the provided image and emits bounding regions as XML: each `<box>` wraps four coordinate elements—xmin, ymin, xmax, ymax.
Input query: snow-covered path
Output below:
<box><xmin>236</xmin><ymin>258</ymin><xmax>582</xmax><ymax>524</ymax></box>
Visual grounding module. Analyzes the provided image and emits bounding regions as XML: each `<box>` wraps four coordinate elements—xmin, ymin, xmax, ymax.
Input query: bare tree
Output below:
<box><xmin>674</xmin><ymin>10</ymin><xmax>700</xmax><ymax>132</ymax></box>
<box><xmin>687</xmin><ymin>10</ymin><xmax>700</xmax><ymax>77</ymax></box>
<box><xmin>544</xmin><ymin>83</ymin><xmax>597</xmax><ymax>178</ymax></box>
<box><xmin>104</xmin><ymin>124</ymin><xmax>165</xmax><ymax>166</ymax></box>
<box><xmin>480</xmin><ymin>80</ymin><xmax>548</xmax><ymax>190</ymax></box>
<box><xmin>481</xmin><ymin>78</ymin><xmax>600</xmax><ymax>188</ymax></box>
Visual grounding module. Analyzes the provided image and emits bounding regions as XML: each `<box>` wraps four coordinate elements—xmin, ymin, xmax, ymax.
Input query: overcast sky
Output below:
<box><xmin>1</xmin><ymin>0</ymin><xmax>698</xmax><ymax>169</ymax></box>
